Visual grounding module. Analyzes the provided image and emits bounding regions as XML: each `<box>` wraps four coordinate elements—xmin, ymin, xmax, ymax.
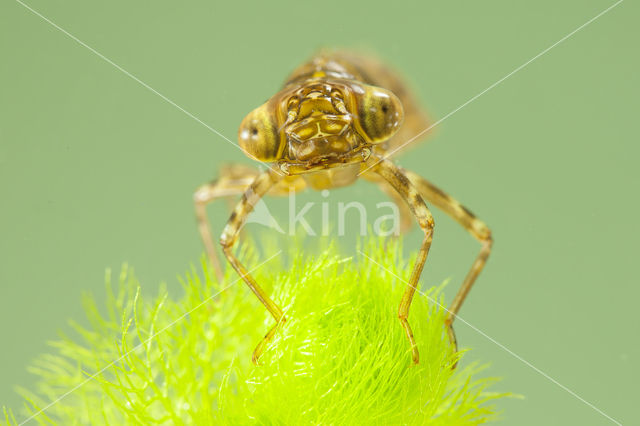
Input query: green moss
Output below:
<box><xmin>7</xmin><ymin>238</ymin><xmax>507</xmax><ymax>425</ymax></box>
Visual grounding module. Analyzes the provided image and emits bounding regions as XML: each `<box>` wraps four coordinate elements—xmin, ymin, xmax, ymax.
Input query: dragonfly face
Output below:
<box><xmin>284</xmin><ymin>83</ymin><xmax>356</xmax><ymax>162</ymax></box>
<box><xmin>238</xmin><ymin>80</ymin><xmax>404</xmax><ymax>166</ymax></box>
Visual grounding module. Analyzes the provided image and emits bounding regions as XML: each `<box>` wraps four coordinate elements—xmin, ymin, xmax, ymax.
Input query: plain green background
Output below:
<box><xmin>1</xmin><ymin>0</ymin><xmax>638</xmax><ymax>424</ymax></box>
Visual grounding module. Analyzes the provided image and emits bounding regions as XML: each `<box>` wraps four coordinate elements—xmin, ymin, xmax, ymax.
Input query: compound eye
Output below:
<box><xmin>238</xmin><ymin>104</ymin><xmax>284</xmax><ymax>162</ymax></box>
<box><xmin>354</xmin><ymin>86</ymin><xmax>404</xmax><ymax>144</ymax></box>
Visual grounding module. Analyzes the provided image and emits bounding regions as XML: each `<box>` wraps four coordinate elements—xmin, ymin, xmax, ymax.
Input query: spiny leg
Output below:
<box><xmin>363</xmin><ymin>173</ymin><xmax>414</xmax><ymax>234</ymax></box>
<box><xmin>194</xmin><ymin>164</ymin><xmax>259</xmax><ymax>281</ymax></box>
<box><xmin>364</xmin><ymin>156</ymin><xmax>435</xmax><ymax>364</ymax></box>
<box><xmin>220</xmin><ymin>167</ymin><xmax>286</xmax><ymax>365</ymax></box>
<box><xmin>403</xmin><ymin>169</ymin><xmax>492</xmax><ymax>355</ymax></box>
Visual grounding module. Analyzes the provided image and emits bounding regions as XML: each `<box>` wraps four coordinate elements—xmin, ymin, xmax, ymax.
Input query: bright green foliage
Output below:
<box><xmin>7</xmin><ymin>239</ymin><xmax>507</xmax><ymax>425</ymax></box>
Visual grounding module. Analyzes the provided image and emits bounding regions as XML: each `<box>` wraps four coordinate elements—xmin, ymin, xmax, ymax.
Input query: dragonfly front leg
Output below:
<box><xmin>365</xmin><ymin>156</ymin><xmax>435</xmax><ymax>365</ymax></box>
<box><xmin>194</xmin><ymin>164</ymin><xmax>260</xmax><ymax>281</ymax></box>
<box><xmin>403</xmin><ymin>169</ymin><xmax>493</xmax><ymax>355</ymax></box>
<box><xmin>219</xmin><ymin>167</ymin><xmax>286</xmax><ymax>365</ymax></box>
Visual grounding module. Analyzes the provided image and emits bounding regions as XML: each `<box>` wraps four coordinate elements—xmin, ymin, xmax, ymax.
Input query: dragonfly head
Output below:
<box><xmin>238</xmin><ymin>81</ymin><xmax>403</xmax><ymax>165</ymax></box>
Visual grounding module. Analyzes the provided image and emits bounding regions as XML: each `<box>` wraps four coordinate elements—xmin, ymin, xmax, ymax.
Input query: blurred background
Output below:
<box><xmin>1</xmin><ymin>0</ymin><xmax>637</xmax><ymax>424</ymax></box>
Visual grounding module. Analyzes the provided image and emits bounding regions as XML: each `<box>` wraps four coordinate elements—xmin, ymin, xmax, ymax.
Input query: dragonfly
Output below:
<box><xmin>194</xmin><ymin>50</ymin><xmax>492</xmax><ymax>365</ymax></box>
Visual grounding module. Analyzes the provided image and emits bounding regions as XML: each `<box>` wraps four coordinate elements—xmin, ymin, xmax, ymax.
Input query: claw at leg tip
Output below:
<box><xmin>251</xmin><ymin>352</ymin><xmax>262</xmax><ymax>366</ymax></box>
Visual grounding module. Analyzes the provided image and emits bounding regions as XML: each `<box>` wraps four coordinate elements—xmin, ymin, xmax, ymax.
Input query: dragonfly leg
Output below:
<box><xmin>365</xmin><ymin>157</ymin><xmax>435</xmax><ymax>365</ymax></box>
<box><xmin>403</xmin><ymin>170</ymin><xmax>492</xmax><ymax>358</ymax></box>
<box><xmin>220</xmin><ymin>168</ymin><xmax>287</xmax><ymax>365</ymax></box>
<box><xmin>194</xmin><ymin>165</ymin><xmax>260</xmax><ymax>281</ymax></box>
